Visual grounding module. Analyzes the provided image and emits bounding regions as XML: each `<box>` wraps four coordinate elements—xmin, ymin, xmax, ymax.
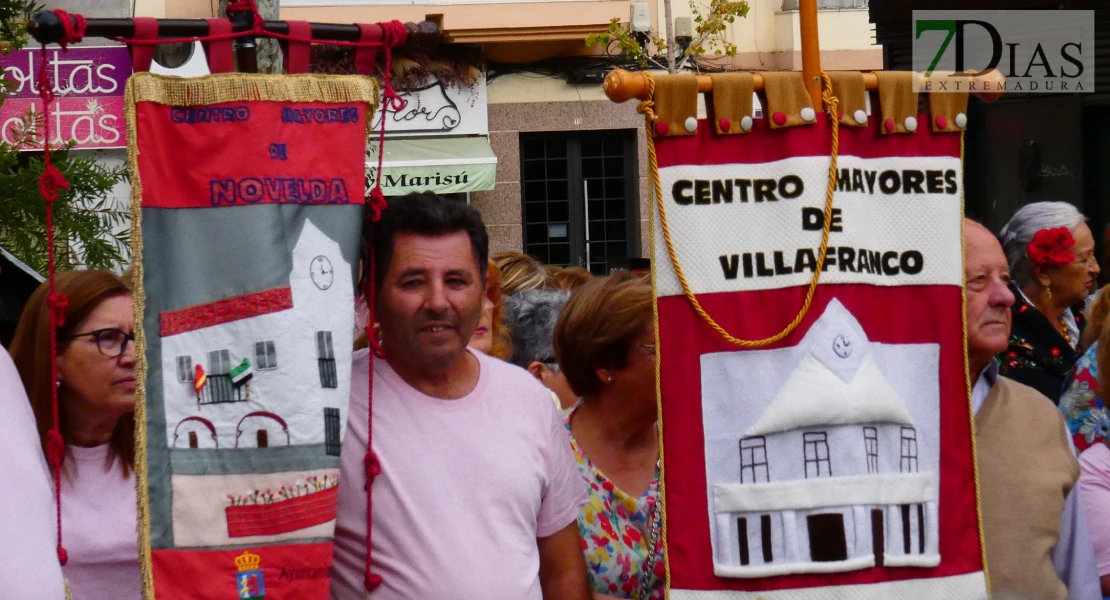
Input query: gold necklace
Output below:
<box><xmin>1059</xmin><ymin>314</ymin><xmax>1074</xmax><ymax>347</ymax></box>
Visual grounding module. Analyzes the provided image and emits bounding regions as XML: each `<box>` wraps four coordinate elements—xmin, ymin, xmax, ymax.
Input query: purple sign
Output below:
<box><xmin>1</xmin><ymin>46</ymin><xmax>132</xmax><ymax>149</ymax></box>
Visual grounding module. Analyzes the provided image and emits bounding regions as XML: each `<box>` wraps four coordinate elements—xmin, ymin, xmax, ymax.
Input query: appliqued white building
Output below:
<box><xmin>159</xmin><ymin>219</ymin><xmax>353</xmax><ymax>453</ymax></box>
<box><xmin>701</xmin><ymin>300</ymin><xmax>940</xmax><ymax>578</ymax></box>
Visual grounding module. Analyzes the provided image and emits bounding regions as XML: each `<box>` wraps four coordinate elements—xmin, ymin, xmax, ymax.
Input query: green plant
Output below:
<box><xmin>586</xmin><ymin>0</ymin><xmax>750</xmax><ymax>68</ymax></box>
<box><xmin>0</xmin><ymin>0</ymin><xmax>132</xmax><ymax>272</ymax></box>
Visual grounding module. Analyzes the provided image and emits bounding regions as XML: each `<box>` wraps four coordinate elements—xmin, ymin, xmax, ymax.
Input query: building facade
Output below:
<box><xmin>134</xmin><ymin>0</ymin><xmax>882</xmax><ymax>274</ymax></box>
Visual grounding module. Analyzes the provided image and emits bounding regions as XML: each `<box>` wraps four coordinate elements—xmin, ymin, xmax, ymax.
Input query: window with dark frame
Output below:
<box><xmin>324</xmin><ymin>408</ymin><xmax>341</xmax><ymax>456</ymax></box>
<box><xmin>176</xmin><ymin>355</ymin><xmax>193</xmax><ymax>383</ymax></box>
<box><xmin>520</xmin><ymin>132</ymin><xmax>639</xmax><ymax>274</ymax></box>
<box><xmin>900</xmin><ymin>427</ymin><xmax>919</xmax><ymax>473</ymax></box>
<box><xmin>205</xmin><ymin>350</ymin><xmax>233</xmax><ymax>404</ymax></box>
<box><xmin>863</xmin><ymin>426</ymin><xmax>879</xmax><ymax>473</ymax></box>
<box><xmin>739</xmin><ymin>437</ymin><xmax>770</xmax><ymax>483</ymax></box>
<box><xmin>803</xmin><ymin>432</ymin><xmax>831</xmax><ymax>478</ymax></box>
<box><xmin>255</xmin><ymin>341</ymin><xmax>277</xmax><ymax>370</ymax></box>
<box><xmin>316</xmin><ymin>331</ymin><xmax>338</xmax><ymax>388</ymax></box>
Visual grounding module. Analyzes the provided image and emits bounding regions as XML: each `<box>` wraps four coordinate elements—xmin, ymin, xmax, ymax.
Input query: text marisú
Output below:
<box><xmin>672</xmin><ymin>168</ymin><xmax>958</xmax><ymax>205</ymax></box>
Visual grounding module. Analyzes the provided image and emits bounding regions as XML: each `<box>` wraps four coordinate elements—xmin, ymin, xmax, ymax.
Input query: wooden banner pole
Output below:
<box><xmin>799</xmin><ymin>0</ymin><xmax>822</xmax><ymax>107</ymax></box>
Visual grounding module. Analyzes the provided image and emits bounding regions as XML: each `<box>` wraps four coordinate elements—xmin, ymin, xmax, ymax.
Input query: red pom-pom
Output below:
<box><xmin>935</xmin><ymin>115</ymin><xmax>947</xmax><ymax>130</ymax></box>
<box><xmin>365</xmin><ymin>572</ymin><xmax>383</xmax><ymax>591</ymax></box>
<box><xmin>39</xmin><ymin>164</ymin><xmax>69</xmax><ymax>203</ymax></box>
<box><xmin>45</xmin><ymin>429</ymin><xmax>65</xmax><ymax>469</ymax></box>
<box><xmin>719</xmin><ymin>117</ymin><xmax>730</xmax><ymax>132</ymax></box>
<box><xmin>57</xmin><ymin>546</ymin><xmax>68</xmax><ymax>566</ymax></box>
<box><xmin>365</xmin><ymin>452</ymin><xmax>382</xmax><ymax>478</ymax></box>
<box><xmin>884</xmin><ymin>118</ymin><xmax>895</xmax><ymax>133</ymax></box>
<box><xmin>655</xmin><ymin>120</ymin><xmax>669</xmax><ymax>137</ymax></box>
<box><xmin>1051</xmin><ymin>348</ymin><xmax>1061</xmax><ymax>357</ymax></box>
<box><xmin>772</xmin><ymin>111</ymin><xmax>787</xmax><ymax>126</ymax></box>
<box><xmin>48</xmin><ymin>292</ymin><xmax>69</xmax><ymax>325</ymax></box>
<box><xmin>1026</xmin><ymin>227</ymin><xmax>1076</xmax><ymax>267</ymax></box>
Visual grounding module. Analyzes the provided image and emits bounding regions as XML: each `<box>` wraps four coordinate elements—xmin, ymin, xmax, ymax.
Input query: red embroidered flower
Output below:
<box><xmin>1026</xmin><ymin>227</ymin><xmax>1076</xmax><ymax>267</ymax></box>
<box><xmin>1020</xmin><ymin>305</ymin><xmax>1029</xmax><ymax>312</ymax></box>
<box><xmin>1051</xmin><ymin>348</ymin><xmax>1061</xmax><ymax>357</ymax></box>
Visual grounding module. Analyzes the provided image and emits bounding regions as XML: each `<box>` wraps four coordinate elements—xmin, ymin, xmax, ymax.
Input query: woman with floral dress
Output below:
<box><xmin>998</xmin><ymin>202</ymin><xmax>1100</xmax><ymax>403</ymax></box>
<box><xmin>1061</xmin><ymin>287</ymin><xmax>1110</xmax><ymax>452</ymax></box>
<box><xmin>553</xmin><ymin>272</ymin><xmax>663</xmax><ymax>600</ymax></box>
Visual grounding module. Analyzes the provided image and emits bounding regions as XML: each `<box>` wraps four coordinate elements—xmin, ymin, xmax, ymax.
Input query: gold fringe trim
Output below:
<box><xmin>125</xmin><ymin>77</ymin><xmax>156</xmax><ymax>600</ymax></box>
<box><xmin>126</xmin><ymin>73</ymin><xmax>381</xmax><ymax>600</ymax></box>
<box><xmin>127</xmin><ymin>72</ymin><xmax>380</xmax><ymax>108</ymax></box>
<box><xmin>64</xmin><ymin>578</ymin><xmax>72</xmax><ymax>600</ymax></box>
<box><xmin>647</xmin><ymin>122</ymin><xmax>670</xmax><ymax>600</ymax></box>
<box><xmin>962</xmin><ymin>131</ymin><xmax>992</xmax><ymax>596</ymax></box>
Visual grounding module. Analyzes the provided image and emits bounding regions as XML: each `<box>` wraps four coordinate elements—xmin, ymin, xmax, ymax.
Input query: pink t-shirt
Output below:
<box><xmin>0</xmin><ymin>348</ymin><xmax>65</xmax><ymax>600</ymax></box>
<box><xmin>61</xmin><ymin>444</ymin><xmax>141</xmax><ymax>599</ymax></box>
<box><xmin>331</xmin><ymin>349</ymin><xmax>586</xmax><ymax>600</ymax></box>
<box><xmin>1078</xmin><ymin>442</ymin><xmax>1110</xmax><ymax>576</ymax></box>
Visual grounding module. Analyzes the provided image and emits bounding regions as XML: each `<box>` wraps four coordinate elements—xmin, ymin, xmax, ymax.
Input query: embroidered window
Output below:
<box><xmin>739</xmin><ymin>437</ymin><xmax>769</xmax><ymax>483</ymax></box>
<box><xmin>901</xmin><ymin>503</ymin><xmax>926</xmax><ymax>554</ymax></box>
<box><xmin>900</xmin><ymin>427</ymin><xmax>919</xmax><ymax>473</ymax></box>
<box><xmin>738</xmin><ymin>518</ymin><xmax>750</xmax><ymax>566</ymax></box>
<box><xmin>176</xmin><ymin>355</ymin><xmax>192</xmax><ymax>383</ymax></box>
<box><xmin>255</xmin><ymin>341</ymin><xmax>277</xmax><ymax>370</ymax></box>
<box><xmin>206</xmin><ymin>350</ymin><xmax>234</xmax><ymax>404</ymax></box>
<box><xmin>324</xmin><ymin>408</ymin><xmax>341</xmax><ymax>456</ymax></box>
<box><xmin>863</xmin><ymin>426</ymin><xmax>879</xmax><ymax>473</ymax></box>
<box><xmin>760</xmin><ymin>514</ymin><xmax>774</xmax><ymax>563</ymax></box>
<box><xmin>803</xmin><ymin>432</ymin><xmax>831</xmax><ymax>478</ymax></box>
<box><xmin>316</xmin><ymin>331</ymin><xmax>338</xmax><ymax>388</ymax></box>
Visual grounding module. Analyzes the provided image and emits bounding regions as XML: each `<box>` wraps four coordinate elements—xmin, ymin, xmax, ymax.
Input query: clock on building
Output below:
<box><xmin>310</xmin><ymin>255</ymin><xmax>333</xmax><ymax>290</ymax></box>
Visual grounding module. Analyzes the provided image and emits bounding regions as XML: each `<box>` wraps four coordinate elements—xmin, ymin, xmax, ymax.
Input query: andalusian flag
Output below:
<box><xmin>194</xmin><ymin>364</ymin><xmax>207</xmax><ymax>393</ymax></box>
<box><xmin>230</xmin><ymin>358</ymin><xmax>253</xmax><ymax>387</ymax></box>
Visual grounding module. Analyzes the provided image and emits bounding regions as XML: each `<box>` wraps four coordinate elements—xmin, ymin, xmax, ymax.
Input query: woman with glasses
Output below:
<box><xmin>999</xmin><ymin>201</ymin><xmax>1102</xmax><ymax>403</ymax></box>
<box><xmin>9</xmin><ymin>270</ymin><xmax>138</xmax><ymax>599</ymax></box>
<box><xmin>553</xmin><ymin>272</ymin><xmax>662</xmax><ymax>600</ymax></box>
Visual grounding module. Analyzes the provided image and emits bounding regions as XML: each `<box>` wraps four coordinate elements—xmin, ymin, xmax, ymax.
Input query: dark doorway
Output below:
<box><xmin>807</xmin><ymin>513</ymin><xmax>848</xmax><ymax>562</ymax></box>
<box><xmin>738</xmin><ymin>518</ymin><xmax>750</xmax><ymax>566</ymax></box>
<box><xmin>257</xmin><ymin>429</ymin><xmax>269</xmax><ymax>448</ymax></box>
<box><xmin>761</xmin><ymin>515</ymin><xmax>774</xmax><ymax>563</ymax></box>
<box><xmin>188</xmin><ymin>431</ymin><xmax>198</xmax><ymax>449</ymax></box>
<box><xmin>871</xmin><ymin>509</ymin><xmax>885</xmax><ymax>567</ymax></box>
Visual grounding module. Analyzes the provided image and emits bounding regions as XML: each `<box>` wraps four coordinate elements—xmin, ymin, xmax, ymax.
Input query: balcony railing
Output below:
<box><xmin>782</xmin><ymin>0</ymin><xmax>868</xmax><ymax>10</ymax></box>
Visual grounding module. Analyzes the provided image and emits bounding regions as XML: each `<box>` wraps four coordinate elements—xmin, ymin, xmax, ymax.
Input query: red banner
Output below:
<box><xmin>653</xmin><ymin>114</ymin><xmax>987</xmax><ymax>599</ymax></box>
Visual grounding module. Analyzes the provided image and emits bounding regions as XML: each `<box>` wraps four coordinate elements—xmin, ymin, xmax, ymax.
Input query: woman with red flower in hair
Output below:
<box><xmin>999</xmin><ymin>201</ymin><xmax>1101</xmax><ymax>402</ymax></box>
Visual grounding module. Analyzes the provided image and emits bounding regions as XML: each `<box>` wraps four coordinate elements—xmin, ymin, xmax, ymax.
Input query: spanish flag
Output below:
<box><xmin>194</xmin><ymin>364</ymin><xmax>207</xmax><ymax>393</ymax></box>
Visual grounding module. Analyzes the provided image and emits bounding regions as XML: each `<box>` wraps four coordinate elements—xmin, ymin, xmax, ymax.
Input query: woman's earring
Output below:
<box><xmin>1046</xmin><ymin>286</ymin><xmax>1053</xmax><ymax>304</ymax></box>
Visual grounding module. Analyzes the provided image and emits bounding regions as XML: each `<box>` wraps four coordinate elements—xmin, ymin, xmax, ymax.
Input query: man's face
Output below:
<box><xmin>376</xmin><ymin>231</ymin><xmax>485</xmax><ymax>372</ymax></box>
<box><xmin>964</xmin><ymin>221</ymin><xmax>1016</xmax><ymax>369</ymax></box>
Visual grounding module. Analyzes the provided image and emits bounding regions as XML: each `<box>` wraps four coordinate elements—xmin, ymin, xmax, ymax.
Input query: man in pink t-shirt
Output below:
<box><xmin>331</xmin><ymin>193</ymin><xmax>590</xmax><ymax>600</ymax></box>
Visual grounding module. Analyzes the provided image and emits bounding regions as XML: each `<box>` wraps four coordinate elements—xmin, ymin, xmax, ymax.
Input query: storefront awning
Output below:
<box><xmin>366</xmin><ymin>136</ymin><xmax>497</xmax><ymax>196</ymax></box>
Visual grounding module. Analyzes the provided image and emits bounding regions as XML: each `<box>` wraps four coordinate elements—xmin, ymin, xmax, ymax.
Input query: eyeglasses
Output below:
<box><xmin>67</xmin><ymin>328</ymin><xmax>134</xmax><ymax>358</ymax></box>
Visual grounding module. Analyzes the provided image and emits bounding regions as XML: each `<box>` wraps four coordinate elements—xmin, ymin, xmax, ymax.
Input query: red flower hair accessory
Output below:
<box><xmin>1026</xmin><ymin>227</ymin><xmax>1076</xmax><ymax>267</ymax></box>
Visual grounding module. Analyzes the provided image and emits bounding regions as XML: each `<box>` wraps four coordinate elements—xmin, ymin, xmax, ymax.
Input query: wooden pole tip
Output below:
<box><xmin>604</xmin><ymin>69</ymin><xmax>650</xmax><ymax>104</ymax></box>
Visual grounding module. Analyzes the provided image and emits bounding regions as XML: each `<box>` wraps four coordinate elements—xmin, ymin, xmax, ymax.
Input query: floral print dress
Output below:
<box><xmin>565</xmin><ymin>408</ymin><xmax>664</xmax><ymax>600</ymax></box>
<box><xmin>1060</xmin><ymin>341</ymin><xmax>1110</xmax><ymax>453</ymax></box>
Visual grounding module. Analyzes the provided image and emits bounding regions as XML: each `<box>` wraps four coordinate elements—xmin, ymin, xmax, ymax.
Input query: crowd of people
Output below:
<box><xmin>2</xmin><ymin>192</ymin><xmax>1110</xmax><ymax>600</ymax></box>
